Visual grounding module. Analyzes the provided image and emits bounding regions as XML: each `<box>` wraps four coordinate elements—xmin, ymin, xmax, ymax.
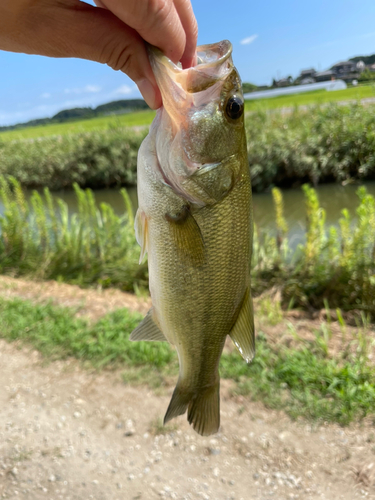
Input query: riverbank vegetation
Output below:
<box><xmin>247</xmin><ymin>103</ymin><xmax>375</xmax><ymax>192</ymax></box>
<box><xmin>0</xmin><ymin>127</ymin><xmax>146</xmax><ymax>189</ymax></box>
<box><xmin>0</xmin><ymin>294</ymin><xmax>373</xmax><ymax>424</ymax></box>
<box><xmin>0</xmin><ymin>177</ymin><xmax>373</xmax><ymax>317</ymax></box>
<box><xmin>1</xmin><ymin>103</ymin><xmax>375</xmax><ymax>192</ymax></box>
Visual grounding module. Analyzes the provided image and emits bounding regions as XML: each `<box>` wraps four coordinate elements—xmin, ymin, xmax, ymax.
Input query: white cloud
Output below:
<box><xmin>64</xmin><ymin>85</ymin><xmax>101</xmax><ymax>95</ymax></box>
<box><xmin>84</xmin><ymin>85</ymin><xmax>101</xmax><ymax>93</ymax></box>
<box><xmin>114</xmin><ymin>84</ymin><xmax>133</xmax><ymax>95</ymax></box>
<box><xmin>240</xmin><ymin>35</ymin><xmax>258</xmax><ymax>45</ymax></box>
<box><xmin>40</xmin><ymin>93</ymin><xmax>51</xmax><ymax>99</ymax></box>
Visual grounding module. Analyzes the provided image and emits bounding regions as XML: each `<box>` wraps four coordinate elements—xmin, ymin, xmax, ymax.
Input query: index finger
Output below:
<box><xmin>97</xmin><ymin>0</ymin><xmax>188</xmax><ymax>64</ymax></box>
<box><xmin>173</xmin><ymin>0</ymin><xmax>198</xmax><ymax>68</ymax></box>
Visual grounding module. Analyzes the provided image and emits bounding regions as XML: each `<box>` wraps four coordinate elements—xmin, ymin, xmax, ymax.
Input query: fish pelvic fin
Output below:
<box><xmin>134</xmin><ymin>208</ymin><xmax>149</xmax><ymax>264</ymax></box>
<box><xmin>164</xmin><ymin>380</ymin><xmax>220</xmax><ymax>437</ymax></box>
<box><xmin>130</xmin><ymin>308</ymin><xmax>167</xmax><ymax>342</ymax></box>
<box><xmin>229</xmin><ymin>286</ymin><xmax>255</xmax><ymax>363</ymax></box>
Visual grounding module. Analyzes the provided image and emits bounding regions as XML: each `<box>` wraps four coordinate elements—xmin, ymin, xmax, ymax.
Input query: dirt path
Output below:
<box><xmin>0</xmin><ymin>277</ymin><xmax>374</xmax><ymax>500</ymax></box>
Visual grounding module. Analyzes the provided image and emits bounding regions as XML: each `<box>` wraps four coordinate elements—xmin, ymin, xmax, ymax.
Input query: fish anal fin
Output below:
<box><xmin>164</xmin><ymin>380</ymin><xmax>220</xmax><ymax>437</ymax></box>
<box><xmin>165</xmin><ymin>206</ymin><xmax>205</xmax><ymax>266</ymax></box>
<box><xmin>229</xmin><ymin>287</ymin><xmax>255</xmax><ymax>363</ymax></box>
<box><xmin>134</xmin><ymin>208</ymin><xmax>149</xmax><ymax>264</ymax></box>
<box><xmin>130</xmin><ymin>308</ymin><xmax>167</xmax><ymax>342</ymax></box>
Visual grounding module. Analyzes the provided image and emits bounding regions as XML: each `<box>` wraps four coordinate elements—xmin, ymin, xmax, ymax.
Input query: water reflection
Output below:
<box><xmin>252</xmin><ymin>182</ymin><xmax>375</xmax><ymax>249</ymax></box>
<box><xmin>22</xmin><ymin>181</ymin><xmax>375</xmax><ymax>251</ymax></box>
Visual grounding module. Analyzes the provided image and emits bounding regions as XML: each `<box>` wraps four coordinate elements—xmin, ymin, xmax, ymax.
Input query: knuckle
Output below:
<box><xmin>190</xmin><ymin>18</ymin><xmax>198</xmax><ymax>42</ymax></box>
<box><xmin>101</xmin><ymin>38</ymin><xmax>133</xmax><ymax>73</ymax></box>
<box><xmin>146</xmin><ymin>0</ymin><xmax>173</xmax><ymax>27</ymax></box>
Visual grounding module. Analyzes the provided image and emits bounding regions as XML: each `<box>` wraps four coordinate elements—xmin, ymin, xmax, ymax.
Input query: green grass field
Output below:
<box><xmin>0</xmin><ymin>109</ymin><xmax>156</xmax><ymax>142</ymax></box>
<box><xmin>0</xmin><ymin>84</ymin><xmax>374</xmax><ymax>142</ymax></box>
<box><xmin>245</xmin><ymin>84</ymin><xmax>375</xmax><ymax>110</ymax></box>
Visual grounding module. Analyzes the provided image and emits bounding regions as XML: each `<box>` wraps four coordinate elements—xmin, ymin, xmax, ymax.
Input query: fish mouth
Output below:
<box><xmin>148</xmin><ymin>40</ymin><xmax>234</xmax><ymax>95</ymax></box>
<box><xmin>195</xmin><ymin>40</ymin><xmax>233</xmax><ymax>68</ymax></box>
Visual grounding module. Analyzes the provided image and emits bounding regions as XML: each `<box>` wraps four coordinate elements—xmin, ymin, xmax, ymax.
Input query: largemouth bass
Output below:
<box><xmin>131</xmin><ymin>40</ymin><xmax>254</xmax><ymax>436</ymax></box>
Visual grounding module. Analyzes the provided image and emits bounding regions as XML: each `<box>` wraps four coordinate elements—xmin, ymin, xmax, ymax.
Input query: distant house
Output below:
<box><xmin>294</xmin><ymin>60</ymin><xmax>366</xmax><ymax>86</ymax></box>
<box><xmin>329</xmin><ymin>60</ymin><xmax>365</xmax><ymax>81</ymax></box>
<box><xmin>300</xmin><ymin>77</ymin><xmax>316</xmax><ymax>85</ymax></box>
<box><xmin>315</xmin><ymin>70</ymin><xmax>335</xmax><ymax>82</ymax></box>
<box><xmin>331</xmin><ymin>60</ymin><xmax>357</xmax><ymax>75</ymax></box>
<box><xmin>300</xmin><ymin>68</ymin><xmax>316</xmax><ymax>79</ymax></box>
<box><xmin>296</xmin><ymin>68</ymin><xmax>317</xmax><ymax>84</ymax></box>
<box><xmin>274</xmin><ymin>76</ymin><xmax>293</xmax><ymax>87</ymax></box>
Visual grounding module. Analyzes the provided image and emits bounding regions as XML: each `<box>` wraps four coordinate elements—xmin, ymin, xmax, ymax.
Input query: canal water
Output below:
<box><xmin>38</xmin><ymin>180</ymin><xmax>375</xmax><ymax>250</ymax></box>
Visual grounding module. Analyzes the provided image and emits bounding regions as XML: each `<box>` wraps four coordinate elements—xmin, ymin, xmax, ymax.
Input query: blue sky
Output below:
<box><xmin>1</xmin><ymin>0</ymin><xmax>375</xmax><ymax>125</ymax></box>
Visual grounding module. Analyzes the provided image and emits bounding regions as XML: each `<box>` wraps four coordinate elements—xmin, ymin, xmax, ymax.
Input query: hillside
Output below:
<box><xmin>0</xmin><ymin>99</ymin><xmax>149</xmax><ymax>133</ymax></box>
<box><xmin>350</xmin><ymin>53</ymin><xmax>375</xmax><ymax>65</ymax></box>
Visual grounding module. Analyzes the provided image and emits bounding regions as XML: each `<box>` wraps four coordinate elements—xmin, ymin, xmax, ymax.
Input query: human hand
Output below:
<box><xmin>0</xmin><ymin>0</ymin><xmax>198</xmax><ymax>109</ymax></box>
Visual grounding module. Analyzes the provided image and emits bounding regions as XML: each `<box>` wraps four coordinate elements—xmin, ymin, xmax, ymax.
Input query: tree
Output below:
<box><xmin>359</xmin><ymin>68</ymin><xmax>375</xmax><ymax>82</ymax></box>
<box><xmin>242</xmin><ymin>82</ymin><xmax>258</xmax><ymax>93</ymax></box>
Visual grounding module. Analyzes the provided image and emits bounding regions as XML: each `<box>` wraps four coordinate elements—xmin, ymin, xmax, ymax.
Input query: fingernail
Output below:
<box><xmin>137</xmin><ymin>79</ymin><xmax>161</xmax><ymax>109</ymax></box>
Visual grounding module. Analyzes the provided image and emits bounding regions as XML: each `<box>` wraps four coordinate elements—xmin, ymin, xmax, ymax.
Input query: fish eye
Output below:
<box><xmin>225</xmin><ymin>95</ymin><xmax>244</xmax><ymax>120</ymax></box>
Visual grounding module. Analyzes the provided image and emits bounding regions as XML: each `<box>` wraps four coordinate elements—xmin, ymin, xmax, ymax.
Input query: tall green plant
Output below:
<box><xmin>0</xmin><ymin>177</ymin><xmax>146</xmax><ymax>291</ymax></box>
<box><xmin>252</xmin><ymin>184</ymin><xmax>375</xmax><ymax>316</ymax></box>
<box><xmin>0</xmin><ymin>176</ymin><xmax>373</xmax><ymax>316</ymax></box>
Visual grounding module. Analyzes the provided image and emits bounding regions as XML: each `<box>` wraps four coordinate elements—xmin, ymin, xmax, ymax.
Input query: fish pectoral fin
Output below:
<box><xmin>134</xmin><ymin>208</ymin><xmax>149</xmax><ymax>264</ymax></box>
<box><xmin>229</xmin><ymin>287</ymin><xmax>255</xmax><ymax>363</ymax></box>
<box><xmin>165</xmin><ymin>206</ymin><xmax>205</xmax><ymax>266</ymax></box>
<box><xmin>130</xmin><ymin>308</ymin><xmax>167</xmax><ymax>342</ymax></box>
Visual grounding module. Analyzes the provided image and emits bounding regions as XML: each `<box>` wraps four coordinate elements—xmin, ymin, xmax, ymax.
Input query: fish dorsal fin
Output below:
<box><xmin>165</xmin><ymin>206</ymin><xmax>205</xmax><ymax>266</ymax></box>
<box><xmin>134</xmin><ymin>209</ymin><xmax>149</xmax><ymax>264</ymax></box>
<box><xmin>130</xmin><ymin>309</ymin><xmax>167</xmax><ymax>342</ymax></box>
<box><xmin>229</xmin><ymin>287</ymin><xmax>255</xmax><ymax>363</ymax></box>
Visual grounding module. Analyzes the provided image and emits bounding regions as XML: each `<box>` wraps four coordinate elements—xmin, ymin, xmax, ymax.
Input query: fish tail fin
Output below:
<box><xmin>164</xmin><ymin>380</ymin><xmax>220</xmax><ymax>437</ymax></box>
<box><xmin>164</xmin><ymin>383</ymin><xmax>193</xmax><ymax>425</ymax></box>
<box><xmin>187</xmin><ymin>382</ymin><xmax>220</xmax><ymax>436</ymax></box>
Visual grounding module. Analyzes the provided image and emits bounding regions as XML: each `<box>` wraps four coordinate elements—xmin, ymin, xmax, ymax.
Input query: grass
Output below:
<box><xmin>0</xmin><ymin>126</ymin><xmax>147</xmax><ymax>190</ymax></box>
<box><xmin>221</xmin><ymin>325</ymin><xmax>375</xmax><ymax>425</ymax></box>
<box><xmin>253</xmin><ymin>184</ymin><xmax>375</xmax><ymax>315</ymax></box>
<box><xmin>1</xmin><ymin>103</ymin><xmax>375</xmax><ymax>193</ymax></box>
<box><xmin>149</xmin><ymin>417</ymin><xmax>179</xmax><ymax>435</ymax></box>
<box><xmin>246</xmin><ymin>103</ymin><xmax>375</xmax><ymax>192</ymax></box>
<box><xmin>0</xmin><ymin>176</ymin><xmax>373</xmax><ymax>315</ymax></box>
<box><xmin>245</xmin><ymin>84</ymin><xmax>375</xmax><ymax>110</ymax></box>
<box><xmin>0</xmin><ymin>176</ymin><xmax>148</xmax><ymax>291</ymax></box>
<box><xmin>0</xmin><ymin>297</ymin><xmax>174</xmax><ymax>368</ymax></box>
<box><xmin>0</xmin><ymin>84</ymin><xmax>373</xmax><ymax>143</ymax></box>
<box><xmin>0</xmin><ymin>110</ymin><xmax>156</xmax><ymax>142</ymax></box>
<box><xmin>0</xmin><ymin>295</ymin><xmax>373</xmax><ymax>425</ymax></box>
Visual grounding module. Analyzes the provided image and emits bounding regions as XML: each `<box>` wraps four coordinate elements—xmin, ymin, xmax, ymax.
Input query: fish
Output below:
<box><xmin>130</xmin><ymin>40</ymin><xmax>254</xmax><ymax>436</ymax></box>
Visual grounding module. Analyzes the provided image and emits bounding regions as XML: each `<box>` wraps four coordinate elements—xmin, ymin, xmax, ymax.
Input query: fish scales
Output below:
<box><xmin>131</xmin><ymin>40</ymin><xmax>254</xmax><ymax>436</ymax></box>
